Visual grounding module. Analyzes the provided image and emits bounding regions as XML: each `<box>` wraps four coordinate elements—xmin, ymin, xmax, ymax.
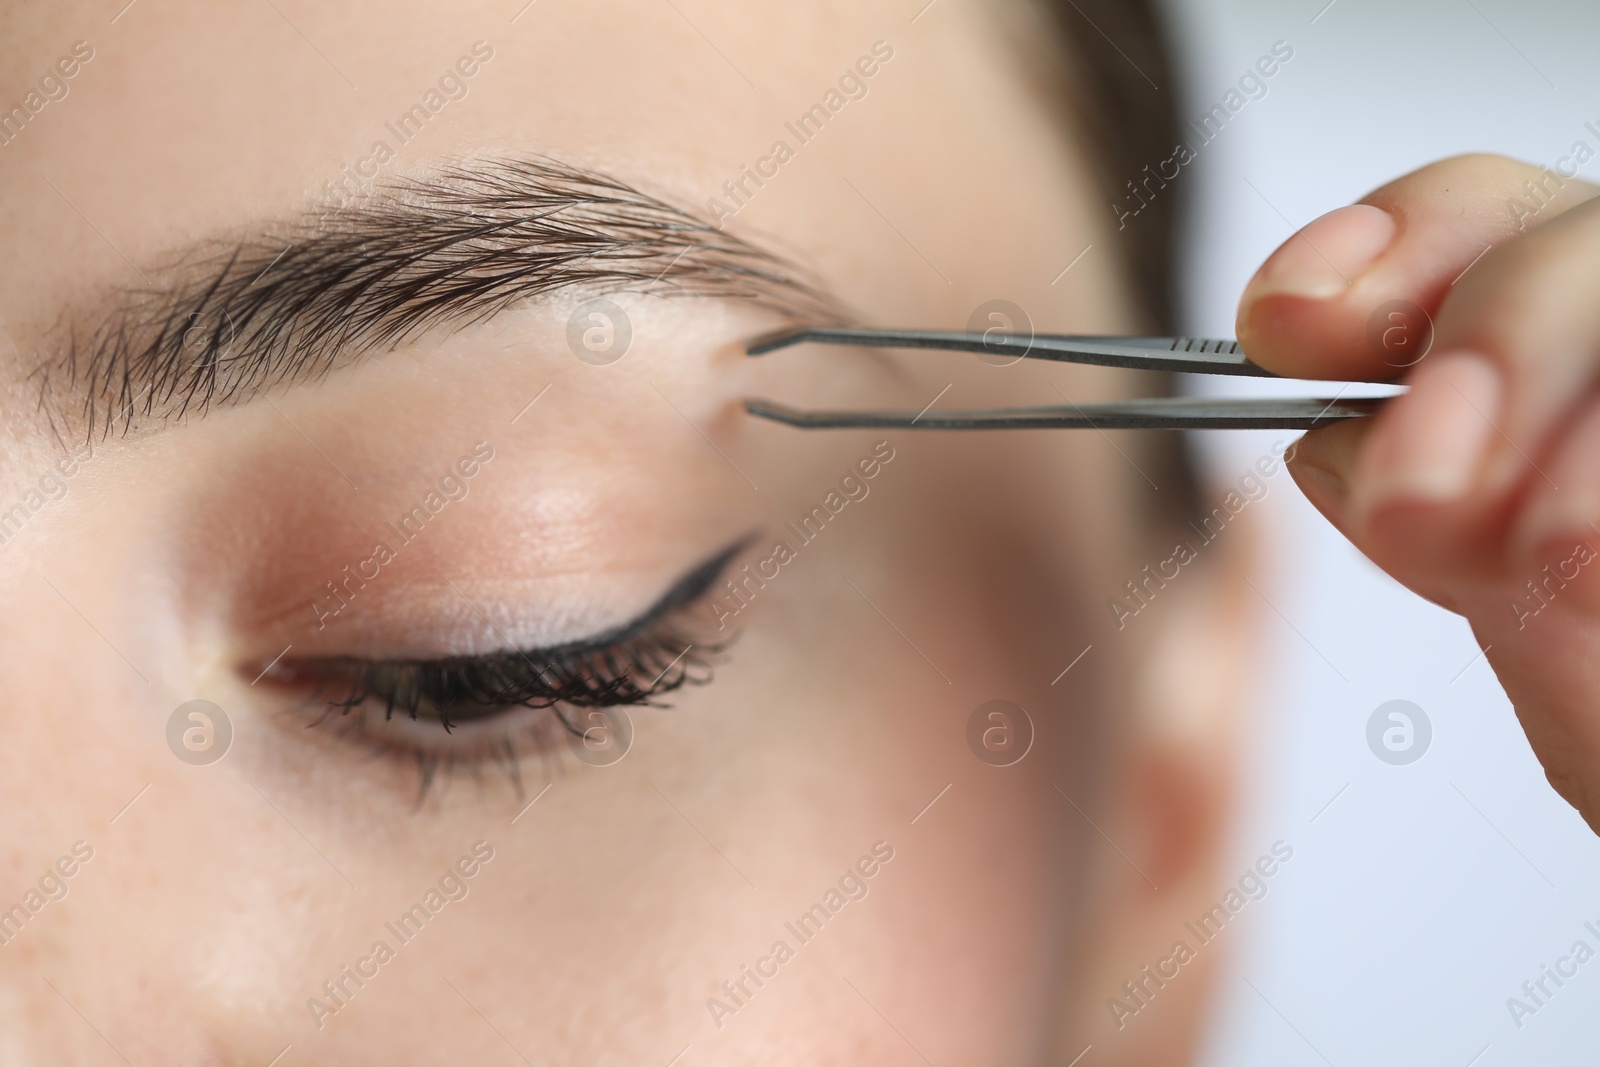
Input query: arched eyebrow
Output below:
<box><xmin>34</xmin><ymin>157</ymin><xmax>844</xmax><ymax>440</ymax></box>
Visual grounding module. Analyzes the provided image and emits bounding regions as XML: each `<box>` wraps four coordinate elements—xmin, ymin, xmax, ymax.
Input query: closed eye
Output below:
<box><xmin>254</xmin><ymin>537</ymin><xmax>747</xmax><ymax>798</ymax></box>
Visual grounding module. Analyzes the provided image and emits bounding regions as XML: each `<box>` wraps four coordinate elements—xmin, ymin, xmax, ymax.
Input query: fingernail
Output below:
<box><xmin>1286</xmin><ymin>420</ymin><xmax>1372</xmax><ymax>526</ymax></box>
<box><xmin>1244</xmin><ymin>204</ymin><xmax>1398</xmax><ymax>303</ymax></box>
<box><xmin>1295</xmin><ymin>462</ymin><xmax>1349</xmax><ymax>512</ymax></box>
<box><xmin>1352</xmin><ymin>350</ymin><xmax>1503</xmax><ymax>520</ymax></box>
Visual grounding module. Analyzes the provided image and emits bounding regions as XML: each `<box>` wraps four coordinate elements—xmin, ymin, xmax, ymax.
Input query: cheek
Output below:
<box><xmin>358</xmin><ymin>487</ymin><xmax>1089</xmax><ymax>1061</ymax></box>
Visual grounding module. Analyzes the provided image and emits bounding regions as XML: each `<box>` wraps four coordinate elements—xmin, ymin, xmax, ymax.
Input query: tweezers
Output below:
<box><xmin>742</xmin><ymin>327</ymin><xmax>1389</xmax><ymax>430</ymax></box>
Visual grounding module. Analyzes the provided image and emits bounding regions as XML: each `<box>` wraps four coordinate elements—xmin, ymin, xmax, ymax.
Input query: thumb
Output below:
<box><xmin>1237</xmin><ymin>154</ymin><xmax>1600</xmax><ymax>382</ymax></box>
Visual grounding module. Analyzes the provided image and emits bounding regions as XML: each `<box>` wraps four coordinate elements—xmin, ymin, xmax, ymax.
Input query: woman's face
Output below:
<box><xmin>0</xmin><ymin>2</ymin><xmax>1235</xmax><ymax>1063</ymax></box>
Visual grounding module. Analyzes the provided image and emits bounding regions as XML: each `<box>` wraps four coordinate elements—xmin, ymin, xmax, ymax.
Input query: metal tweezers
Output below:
<box><xmin>743</xmin><ymin>327</ymin><xmax>1389</xmax><ymax>430</ymax></box>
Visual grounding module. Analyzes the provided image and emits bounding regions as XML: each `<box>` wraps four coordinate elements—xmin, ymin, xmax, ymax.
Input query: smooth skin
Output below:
<box><xmin>1239</xmin><ymin>153</ymin><xmax>1600</xmax><ymax>834</ymax></box>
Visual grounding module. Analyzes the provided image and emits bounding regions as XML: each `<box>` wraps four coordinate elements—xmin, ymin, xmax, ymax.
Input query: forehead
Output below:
<box><xmin>0</xmin><ymin>2</ymin><xmax>1012</xmax><ymax>328</ymax></box>
<box><xmin>0</xmin><ymin>0</ymin><xmax>1126</xmax><ymax>334</ymax></box>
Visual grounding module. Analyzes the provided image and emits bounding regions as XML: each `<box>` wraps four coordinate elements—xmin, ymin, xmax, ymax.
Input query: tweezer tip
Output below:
<box><xmin>745</xmin><ymin>327</ymin><xmax>813</xmax><ymax>356</ymax></box>
<box><xmin>742</xmin><ymin>398</ymin><xmax>807</xmax><ymax>425</ymax></box>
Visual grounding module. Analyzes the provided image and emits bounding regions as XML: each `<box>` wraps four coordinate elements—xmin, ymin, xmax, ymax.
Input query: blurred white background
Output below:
<box><xmin>1153</xmin><ymin>0</ymin><xmax>1600</xmax><ymax>1063</ymax></box>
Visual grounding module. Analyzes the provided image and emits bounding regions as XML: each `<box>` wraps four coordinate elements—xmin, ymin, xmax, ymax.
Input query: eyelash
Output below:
<box><xmin>312</xmin><ymin>622</ymin><xmax>716</xmax><ymax>729</ymax></box>
<box><xmin>269</xmin><ymin>542</ymin><xmax>743</xmax><ymax>800</ymax></box>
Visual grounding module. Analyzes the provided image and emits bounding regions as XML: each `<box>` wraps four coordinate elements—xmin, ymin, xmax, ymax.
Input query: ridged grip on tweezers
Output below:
<box><xmin>747</xmin><ymin>327</ymin><xmax>1279</xmax><ymax>377</ymax></box>
<box><xmin>745</xmin><ymin>396</ymin><xmax>1384</xmax><ymax>431</ymax></box>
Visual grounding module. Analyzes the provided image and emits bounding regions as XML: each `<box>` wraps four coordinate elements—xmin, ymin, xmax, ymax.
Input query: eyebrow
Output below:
<box><xmin>33</xmin><ymin>157</ymin><xmax>843</xmax><ymax>439</ymax></box>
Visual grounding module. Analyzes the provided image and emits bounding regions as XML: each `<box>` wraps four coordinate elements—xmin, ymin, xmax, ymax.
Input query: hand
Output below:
<box><xmin>1235</xmin><ymin>153</ymin><xmax>1600</xmax><ymax>833</ymax></box>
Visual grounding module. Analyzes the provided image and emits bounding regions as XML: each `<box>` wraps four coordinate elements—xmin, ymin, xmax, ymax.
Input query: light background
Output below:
<box><xmin>1151</xmin><ymin>0</ymin><xmax>1600</xmax><ymax>1063</ymax></box>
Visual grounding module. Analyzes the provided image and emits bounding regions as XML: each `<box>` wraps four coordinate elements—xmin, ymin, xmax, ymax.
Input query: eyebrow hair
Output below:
<box><xmin>34</xmin><ymin>157</ymin><xmax>844</xmax><ymax>439</ymax></box>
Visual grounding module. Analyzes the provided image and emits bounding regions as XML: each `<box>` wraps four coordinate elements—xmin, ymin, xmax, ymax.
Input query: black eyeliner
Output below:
<box><xmin>290</xmin><ymin>534</ymin><xmax>753</xmax><ymax>728</ymax></box>
<box><xmin>558</xmin><ymin>533</ymin><xmax>755</xmax><ymax>653</ymax></box>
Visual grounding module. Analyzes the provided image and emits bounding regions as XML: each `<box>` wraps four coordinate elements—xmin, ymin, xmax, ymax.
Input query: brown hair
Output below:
<box><xmin>1040</xmin><ymin>0</ymin><xmax>1181</xmax><ymax>331</ymax></box>
<box><xmin>1031</xmin><ymin>0</ymin><xmax>1200</xmax><ymax>520</ymax></box>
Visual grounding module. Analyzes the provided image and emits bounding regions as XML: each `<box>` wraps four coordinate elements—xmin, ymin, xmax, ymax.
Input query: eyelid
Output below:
<box><xmin>257</xmin><ymin>534</ymin><xmax>753</xmax><ymax>677</ymax></box>
<box><xmin>253</xmin><ymin>534</ymin><xmax>754</xmax><ymax>799</ymax></box>
<box><xmin>531</xmin><ymin>534</ymin><xmax>753</xmax><ymax>650</ymax></box>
